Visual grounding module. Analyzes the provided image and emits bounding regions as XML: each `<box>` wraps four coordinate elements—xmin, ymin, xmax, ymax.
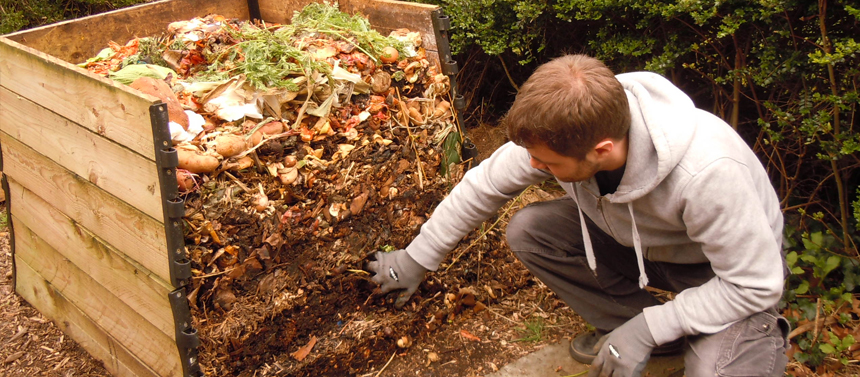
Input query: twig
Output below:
<box><xmin>487</xmin><ymin>308</ymin><xmax>519</xmax><ymax>324</ymax></box>
<box><xmin>445</xmin><ymin>187</ymin><xmax>531</xmax><ymax>271</ymax></box>
<box><xmin>498</xmin><ymin>55</ymin><xmax>519</xmax><ymax>92</ymax></box>
<box><xmin>375</xmin><ymin>351</ymin><xmax>397</xmax><ymax>377</ymax></box>
<box><xmin>223</xmin><ymin>171</ymin><xmax>251</xmax><ymax>193</ymax></box>
<box><xmin>812</xmin><ymin>297</ymin><xmax>822</xmax><ymax>347</ymax></box>
<box><xmin>396</xmin><ymin>88</ymin><xmax>425</xmax><ymax>190</ymax></box>
<box><xmin>788</xmin><ymin>316</ymin><xmax>837</xmax><ymax>340</ymax></box>
<box><xmin>560</xmin><ymin>371</ymin><xmax>589</xmax><ymax>377</ymax></box>
<box><xmin>193</xmin><ymin>268</ymin><xmax>236</xmax><ymax>280</ymax></box>
<box><xmin>236</xmin><ymin>130</ymin><xmax>300</xmax><ymax>158</ymax></box>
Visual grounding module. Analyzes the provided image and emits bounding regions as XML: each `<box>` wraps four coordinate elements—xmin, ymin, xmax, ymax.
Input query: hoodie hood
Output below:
<box><xmin>571</xmin><ymin>72</ymin><xmax>699</xmax><ymax>288</ymax></box>
<box><xmin>607</xmin><ymin>72</ymin><xmax>697</xmax><ymax>203</ymax></box>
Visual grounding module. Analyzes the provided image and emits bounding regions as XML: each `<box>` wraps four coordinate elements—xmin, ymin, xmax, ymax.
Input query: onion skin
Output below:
<box><xmin>254</xmin><ymin>194</ymin><xmax>269</xmax><ymax>211</ymax></box>
<box><xmin>249</xmin><ymin>121</ymin><xmax>285</xmax><ymax>146</ymax></box>
<box><xmin>176</xmin><ymin>169</ymin><xmax>197</xmax><ymax>192</ymax></box>
<box><xmin>380</xmin><ymin>47</ymin><xmax>399</xmax><ymax>64</ymax></box>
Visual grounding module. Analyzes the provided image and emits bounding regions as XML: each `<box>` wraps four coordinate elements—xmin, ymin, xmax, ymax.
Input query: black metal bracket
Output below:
<box><xmin>170</xmin><ymin>288</ymin><xmax>202</xmax><ymax>376</ymax></box>
<box><xmin>432</xmin><ymin>8</ymin><xmax>478</xmax><ymax>169</ymax></box>
<box><xmin>150</xmin><ymin>103</ymin><xmax>191</xmax><ymax>289</ymax></box>
<box><xmin>149</xmin><ymin>103</ymin><xmax>200</xmax><ymax>377</ymax></box>
<box><xmin>247</xmin><ymin>0</ymin><xmax>262</xmax><ymax>21</ymax></box>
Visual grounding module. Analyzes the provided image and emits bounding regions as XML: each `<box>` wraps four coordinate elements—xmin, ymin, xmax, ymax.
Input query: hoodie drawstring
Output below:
<box><xmin>628</xmin><ymin>202</ymin><xmax>649</xmax><ymax>288</ymax></box>
<box><xmin>571</xmin><ymin>186</ymin><xmax>650</xmax><ymax>289</ymax></box>
<box><xmin>571</xmin><ymin>190</ymin><xmax>597</xmax><ymax>271</ymax></box>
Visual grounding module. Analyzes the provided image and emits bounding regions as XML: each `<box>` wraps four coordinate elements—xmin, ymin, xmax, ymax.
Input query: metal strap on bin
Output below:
<box><xmin>247</xmin><ymin>0</ymin><xmax>262</xmax><ymax>21</ymax></box>
<box><xmin>431</xmin><ymin>9</ymin><xmax>478</xmax><ymax>169</ymax></box>
<box><xmin>170</xmin><ymin>289</ymin><xmax>202</xmax><ymax>377</ymax></box>
<box><xmin>149</xmin><ymin>103</ymin><xmax>202</xmax><ymax>377</ymax></box>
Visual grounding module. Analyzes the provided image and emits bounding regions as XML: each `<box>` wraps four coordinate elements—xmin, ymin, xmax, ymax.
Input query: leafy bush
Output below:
<box><xmin>0</xmin><ymin>0</ymin><xmax>153</xmax><ymax>34</ymax></box>
<box><xmin>418</xmin><ymin>0</ymin><xmax>860</xmax><ymax>373</ymax></box>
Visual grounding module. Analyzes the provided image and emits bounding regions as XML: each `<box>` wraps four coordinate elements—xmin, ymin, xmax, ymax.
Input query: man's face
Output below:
<box><xmin>526</xmin><ymin>143</ymin><xmax>600</xmax><ymax>183</ymax></box>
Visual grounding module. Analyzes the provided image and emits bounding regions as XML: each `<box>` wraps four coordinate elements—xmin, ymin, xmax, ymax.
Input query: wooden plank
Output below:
<box><xmin>341</xmin><ymin>0</ymin><xmax>440</xmax><ymax>54</ymax></box>
<box><xmin>15</xmin><ymin>258</ymin><xmax>160</xmax><ymax>377</ymax></box>
<box><xmin>0</xmin><ymin>38</ymin><xmax>157</xmax><ymax>161</ymax></box>
<box><xmin>9</xmin><ymin>178</ymin><xmax>174</xmax><ymax>340</ymax></box>
<box><xmin>0</xmin><ymin>87</ymin><xmax>163</xmax><ymax>222</ymax></box>
<box><xmin>257</xmin><ymin>0</ymin><xmax>319</xmax><ymax>24</ymax></box>
<box><xmin>1</xmin><ymin>135</ymin><xmax>171</xmax><ymax>283</ymax></box>
<box><xmin>257</xmin><ymin>0</ymin><xmax>440</xmax><ymax>58</ymax></box>
<box><xmin>4</xmin><ymin>0</ymin><xmax>249</xmax><ymax>64</ymax></box>
<box><xmin>13</xmin><ymin>220</ymin><xmax>180</xmax><ymax>377</ymax></box>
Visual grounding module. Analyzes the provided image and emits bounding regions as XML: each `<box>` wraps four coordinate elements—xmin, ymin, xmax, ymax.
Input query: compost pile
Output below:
<box><xmin>78</xmin><ymin>4</ymin><xmax>542</xmax><ymax>376</ymax></box>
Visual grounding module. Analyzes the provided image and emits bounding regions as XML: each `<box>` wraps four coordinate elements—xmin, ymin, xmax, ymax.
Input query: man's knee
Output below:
<box><xmin>505</xmin><ymin>204</ymin><xmax>551</xmax><ymax>251</ymax></box>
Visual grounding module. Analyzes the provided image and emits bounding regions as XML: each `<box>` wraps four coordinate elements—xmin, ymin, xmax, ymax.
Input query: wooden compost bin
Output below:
<box><xmin>0</xmin><ymin>0</ymin><xmax>454</xmax><ymax>375</ymax></box>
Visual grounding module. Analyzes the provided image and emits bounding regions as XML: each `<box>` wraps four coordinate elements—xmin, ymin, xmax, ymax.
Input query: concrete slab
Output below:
<box><xmin>486</xmin><ymin>339</ymin><xmax>685</xmax><ymax>377</ymax></box>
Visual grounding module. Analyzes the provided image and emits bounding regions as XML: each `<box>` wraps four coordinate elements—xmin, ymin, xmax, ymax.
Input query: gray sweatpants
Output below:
<box><xmin>506</xmin><ymin>198</ymin><xmax>789</xmax><ymax>376</ymax></box>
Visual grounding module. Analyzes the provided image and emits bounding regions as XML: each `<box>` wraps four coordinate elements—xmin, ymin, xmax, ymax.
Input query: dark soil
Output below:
<box><xmin>184</xmin><ymin>119</ymin><xmax>587</xmax><ymax>377</ymax></box>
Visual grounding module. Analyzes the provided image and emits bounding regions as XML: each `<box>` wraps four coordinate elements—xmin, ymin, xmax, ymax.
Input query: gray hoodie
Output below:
<box><xmin>404</xmin><ymin>72</ymin><xmax>785</xmax><ymax>345</ymax></box>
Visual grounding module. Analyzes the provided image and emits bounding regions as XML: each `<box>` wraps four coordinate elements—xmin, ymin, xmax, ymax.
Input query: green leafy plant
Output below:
<box><xmin>413</xmin><ymin>0</ymin><xmax>860</xmax><ymax>372</ymax></box>
<box><xmin>512</xmin><ymin>316</ymin><xmax>545</xmax><ymax>343</ymax></box>
<box><xmin>0</xmin><ymin>0</ymin><xmax>153</xmax><ymax>34</ymax></box>
<box><xmin>819</xmin><ymin>331</ymin><xmax>855</xmax><ymax>366</ymax></box>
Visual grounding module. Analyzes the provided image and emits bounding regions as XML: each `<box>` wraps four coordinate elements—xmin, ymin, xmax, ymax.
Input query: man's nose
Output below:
<box><xmin>529</xmin><ymin>157</ymin><xmax>546</xmax><ymax>170</ymax></box>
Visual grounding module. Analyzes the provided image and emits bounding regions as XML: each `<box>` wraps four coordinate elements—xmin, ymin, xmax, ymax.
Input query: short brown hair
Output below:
<box><xmin>504</xmin><ymin>54</ymin><xmax>630</xmax><ymax>159</ymax></box>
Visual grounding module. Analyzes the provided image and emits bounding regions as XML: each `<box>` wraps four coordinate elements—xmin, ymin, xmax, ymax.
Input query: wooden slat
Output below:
<box><xmin>1</xmin><ymin>135</ymin><xmax>171</xmax><ymax>283</ymax></box>
<box><xmin>0</xmin><ymin>38</ymin><xmax>157</xmax><ymax>161</ymax></box>
<box><xmin>9</xmin><ymin>178</ymin><xmax>174</xmax><ymax>339</ymax></box>
<box><xmin>257</xmin><ymin>0</ymin><xmax>440</xmax><ymax>60</ymax></box>
<box><xmin>13</xmin><ymin>220</ymin><xmax>180</xmax><ymax>377</ymax></box>
<box><xmin>341</xmin><ymin>0</ymin><xmax>440</xmax><ymax>53</ymax></box>
<box><xmin>257</xmin><ymin>0</ymin><xmax>320</xmax><ymax>24</ymax></box>
<box><xmin>4</xmin><ymin>0</ymin><xmax>249</xmax><ymax>64</ymax></box>
<box><xmin>15</xmin><ymin>258</ymin><xmax>160</xmax><ymax>377</ymax></box>
<box><xmin>0</xmin><ymin>87</ymin><xmax>163</xmax><ymax>222</ymax></box>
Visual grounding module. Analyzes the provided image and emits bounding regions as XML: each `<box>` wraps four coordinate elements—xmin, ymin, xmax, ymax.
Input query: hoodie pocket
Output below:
<box><xmin>716</xmin><ymin>311</ymin><xmax>790</xmax><ymax>377</ymax></box>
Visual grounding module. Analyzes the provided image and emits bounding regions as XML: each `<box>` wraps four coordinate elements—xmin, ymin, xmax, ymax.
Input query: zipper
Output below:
<box><xmin>597</xmin><ymin>196</ymin><xmax>618</xmax><ymax>239</ymax></box>
<box><xmin>572</xmin><ymin>181</ymin><xmax>618</xmax><ymax>239</ymax></box>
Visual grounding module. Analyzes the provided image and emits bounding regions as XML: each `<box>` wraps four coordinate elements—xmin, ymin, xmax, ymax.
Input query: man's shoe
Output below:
<box><xmin>569</xmin><ymin>329</ymin><xmax>609</xmax><ymax>364</ymax></box>
<box><xmin>569</xmin><ymin>330</ymin><xmax>686</xmax><ymax>364</ymax></box>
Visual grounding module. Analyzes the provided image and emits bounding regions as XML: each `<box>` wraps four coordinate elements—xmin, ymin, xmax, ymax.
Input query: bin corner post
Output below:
<box><xmin>170</xmin><ymin>289</ymin><xmax>202</xmax><ymax>377</ymax></box>
<box><xmin>431</xmin><ymin>9</ymin><xmax>478</xmax><ymax>169</ymax></box>
<box><xmin>149</xmin><ymin>103</ymin><xmax>202</xmax><ymax>377</ymax></box>
<box><xmin>247</xmin><ymin>0</ymin><xmax>262</xmax><ymax>21</ymax></box>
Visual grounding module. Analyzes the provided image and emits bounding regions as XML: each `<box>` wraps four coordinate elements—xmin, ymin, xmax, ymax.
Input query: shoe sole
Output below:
<box><xmin>568</xmin><ymin>340</ymin><xmax>597</xmax><ymax>364</ymax></box>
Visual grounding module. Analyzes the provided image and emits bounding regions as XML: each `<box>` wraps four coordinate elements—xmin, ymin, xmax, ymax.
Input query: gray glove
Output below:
<box><xmin>589</xmin><ymin>313</ymin><xmax>656</xmax><ymax>377</ymax></box>
<box><xmin>366</xmin><ymin>249</ymin><xmax>427</xmax><ymax>308</ymax></box>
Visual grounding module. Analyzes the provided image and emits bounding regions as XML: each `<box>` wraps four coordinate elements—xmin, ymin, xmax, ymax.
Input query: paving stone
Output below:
<box><xmin>486</xmin><ymin>339</ymin><xmax>685</xmax><ymax>377</ymax></box>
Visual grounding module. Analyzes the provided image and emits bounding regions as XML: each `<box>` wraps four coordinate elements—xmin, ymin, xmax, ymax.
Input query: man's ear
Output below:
<box><xmin>592</xmin><ymin>139</ymin><xmax>615</xmax><ymax>159</ymax></box>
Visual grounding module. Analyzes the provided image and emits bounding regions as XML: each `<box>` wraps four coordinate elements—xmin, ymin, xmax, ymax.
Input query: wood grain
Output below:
<box><xmin>0</xmin><ymin>38</ymin><xmax>157</xmax><ymax>161</ymax></box>
<box><xmin>4</xmin><ymin>0</ymin><xmax>249</xmax><ymax>64</ymax></box>
<box><xmin>0</xmin><ymin>87</ymin><xmax>163</xmax><ymax>222</ymax></box>
<box><xmin>15</xmin><ymin>259</ymin><xmax>160</xmax><ymax>377</ymax></box>
<box><xmin>341</xmin><ymin>0</ymin><xmax>440</xmax><ymax>53</ymax></box>
<box><xmin>9</xmin><ymin>179</ymin><xmax>174</xmax><ymax>340</ymax></box>
<box><xmin>1</xmin><ymin>135</ymin><xmax>170</xmax><ymax>283</ymax></box>
<box><xmin>256</xmin><ymin>0</ymin><xmax>441</xmax><ymax>64</ymax></box>
<box><xmin>13</xmin><ymin>223</ymin><xmax>180</xmax><ymax>377</ymax></box>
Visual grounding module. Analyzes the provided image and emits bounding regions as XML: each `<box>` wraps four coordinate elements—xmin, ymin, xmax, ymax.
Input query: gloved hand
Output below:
<box><xmin>588</xmin><ymin>313</ymin><xmax>656</xmax><ymax>377</ymax></box>
<box><xmin>366</xmin><ymin>249</ymin><xmax>427</xmax><ymax>308</ymax></box>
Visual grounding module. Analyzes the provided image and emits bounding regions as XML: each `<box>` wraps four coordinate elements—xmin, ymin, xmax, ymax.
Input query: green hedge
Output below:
<box><xmin>419</xmin><ymin>0</ymin><xmax>860</xmax><ymax>373</ymax></box>
<box><xmin>0</xmin><ymin>0</ymin><xmax>153</xmax><ymax>34</ymax></box>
